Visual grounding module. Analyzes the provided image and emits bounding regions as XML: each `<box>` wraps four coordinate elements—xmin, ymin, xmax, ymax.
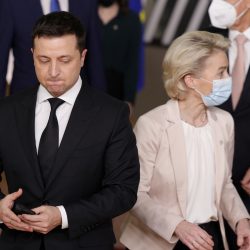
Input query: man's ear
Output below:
<box><xmin>80</xmin><ymin>49</ymin><xmax>87</xmax><ymax>67</ymax></box>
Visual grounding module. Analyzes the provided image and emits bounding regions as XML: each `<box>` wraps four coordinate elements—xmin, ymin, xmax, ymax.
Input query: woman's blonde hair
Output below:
<box><xmin>163</xmin><ymin>31</ymin><xmax>230</xmax><ymax>99</ymax></box>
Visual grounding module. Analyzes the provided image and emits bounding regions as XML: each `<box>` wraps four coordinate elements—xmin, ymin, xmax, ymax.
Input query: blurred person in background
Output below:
<box><xmin>120</xmin><ymin>31</ymin><xmax>250</xmax><ymax>250</ymax></box>
<box><xmin>98</xmin><ymin>0</ymin><xmax>142</xmax><ymax>115</ymax></box>
<box><xmin>208</xmin><ymin>0</ymin><xmax>250</xmax><ymax>248</ymax></box>
<box><xmin>0</xmin><ymin>0</ymin><xmax>106</xmax><ymax>96</ymax></box>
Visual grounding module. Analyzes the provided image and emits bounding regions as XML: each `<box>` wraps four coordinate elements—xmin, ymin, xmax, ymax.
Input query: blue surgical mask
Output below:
<box><xmin>195</xmin><ymin>77</ymin><xmax>232</xmax><ymax>107</ymax></box>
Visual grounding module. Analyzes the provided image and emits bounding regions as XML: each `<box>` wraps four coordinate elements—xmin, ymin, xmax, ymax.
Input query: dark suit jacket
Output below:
<box><xmin>206</xmin><ymin>26</ymin><xmax>250</xmax><ymax>211</ymax></box>
<box><xmin>0</xmin><ymin>82</ymin><xmax>139</xmax><ymax>250</ymax></box>
<box><xmin>0</xmin><ymin>0</ymin><xmax>106</xmax><ymax>96</ymax></box>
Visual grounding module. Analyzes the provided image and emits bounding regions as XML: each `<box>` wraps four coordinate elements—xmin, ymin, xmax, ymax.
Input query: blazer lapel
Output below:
<box><xmin>165</xmin><ymin>101</ymin><xmax>227</xmax><ymax>218</ymax></box>
<box><xmin>45</xmin><ymin>84</ymin><xmax>100</xmax><ymax>189</ymax></box>
<box><xmin>165</xmin><ymin>100</ymin><xmax>187</xmax><ymax>217</ymax></box>
<box><xmin>207</xmin><ymin>109</ymin><xmax>225</xmax><ymax>207</ymax></box>
<box><xmin>15</xmin><ymin>87</ymin><xmax>44</xmax><ymax>190</ymax></box>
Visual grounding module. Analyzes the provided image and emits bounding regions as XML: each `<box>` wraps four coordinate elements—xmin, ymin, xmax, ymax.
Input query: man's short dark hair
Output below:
<box><xmin>32</xmin><ymin>11</ymin><xmax>86</xmax><ymax>53</ymax></box>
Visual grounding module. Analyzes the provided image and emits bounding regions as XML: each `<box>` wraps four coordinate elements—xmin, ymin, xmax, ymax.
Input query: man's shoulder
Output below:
<box><xmin>0</xmin><ymin>87</ymin><xmax>37</xmax><ymax>109</ymax></box>
<box><xmin>83</xmin><ymin>85</ymin><xmax>130</xmax><ymax>126</ymax></box>
<box><xmin>87</xmin><ymin>85</ymin><xmax>128</xmax><ymax>111</ymax></box>
<box><xmin>87</xmin><ymin>86</ymin><xmax>125</xmax><ymax>106</ymax></box>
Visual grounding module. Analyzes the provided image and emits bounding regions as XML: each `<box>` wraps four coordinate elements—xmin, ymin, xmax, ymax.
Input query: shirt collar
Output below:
<box><xmin>37</xmin><ymin>76</ymin><xmax>82</xmax><ymax>105</ymax></box>
<box><xmin>229</xmin><ymin>27</ymin><xmax>250</xmax><ymax>41</ymax></box>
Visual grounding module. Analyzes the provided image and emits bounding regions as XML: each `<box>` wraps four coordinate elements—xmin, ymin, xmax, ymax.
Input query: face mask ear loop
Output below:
<box><xmin>194</xmin><ymin>88</ymin><xmax>204</xmax><ymax>97</ymax></box>
<box><xmin>234</xmin><ymin>0</ymin><xmax>243</xmax><ymax>8</ymax></box>
<box><xmin>197</xmin><ymin>78</ymin><xmax>214</xmax><ymax>96</ymax></box>
<box><xmin>233</xmin><ymin>0</ymin><xmax>249</xmax><ymax>20</ymax></box>
<box><xmin>236</xmin><ymin>7</ymin><xmax>249</xmax><ymax>20</ymax></box>
<box><xmin>199</xmin><ymin>78</ymin><xmax>212</xmax><ymax>84</ymax></box>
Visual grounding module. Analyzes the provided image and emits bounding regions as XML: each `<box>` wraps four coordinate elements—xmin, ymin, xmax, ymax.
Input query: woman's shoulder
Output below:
<box><xmin>136</xmin><ymin>101</ymin><xmax>172</xmax><ymax>129</ymax></box>
<box><xmin>134</xmin><ymin>104</ymin><xmax>169</xmax><ymax>142</ymax></box>
<box><xmin>140</xmin><ymin>103</ymin><xmax>168</xmax><ymax>118</ymax></box>
<box><xmin>209</xmin><ymin>106</ymin><xmax>234</xmax><ymax>124</ymax></box>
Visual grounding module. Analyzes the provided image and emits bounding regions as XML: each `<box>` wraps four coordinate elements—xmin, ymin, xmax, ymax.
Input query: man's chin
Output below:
<box><xmin>47</xmin><ymin>87</ymin><xmax>63</xmax><ymax>97</ymax></box>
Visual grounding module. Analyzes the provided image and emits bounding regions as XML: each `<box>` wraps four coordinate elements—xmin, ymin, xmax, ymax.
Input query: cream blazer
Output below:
<box><xmin>120</xmin><ymin>100</ymin><xmax>249</xmax><ymax>250</ymax></box>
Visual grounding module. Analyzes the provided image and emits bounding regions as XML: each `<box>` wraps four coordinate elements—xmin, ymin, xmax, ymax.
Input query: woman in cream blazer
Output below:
<box><xmin>120</xmin><ymin>31</ymin><xmax>250</xmax><ymax>250</ymax></box>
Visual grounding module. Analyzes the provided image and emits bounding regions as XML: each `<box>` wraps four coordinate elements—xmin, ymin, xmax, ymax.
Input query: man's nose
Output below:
<box><xmin>49</xmin><ymin>61</ymin><xmax>60</xmax><ymax>77</ymax></box>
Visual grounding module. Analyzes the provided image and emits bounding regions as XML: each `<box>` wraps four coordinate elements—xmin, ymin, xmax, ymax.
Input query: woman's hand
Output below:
<box><xmin>175</xmin><ymin>220</ymin><xmax>214</xmax><ymax>250</ymax></box>
<box><xmin>236</xmin><ymin>218</ymin><xmax>250</xmax><ymax>250</ymax></box>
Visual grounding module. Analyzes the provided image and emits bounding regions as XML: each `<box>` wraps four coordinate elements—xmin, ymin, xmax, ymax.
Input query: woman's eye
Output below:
<box><xmin>218</xmin><ymin>72</ymin><xmax>223</xmax><ymax>78</ymax></box>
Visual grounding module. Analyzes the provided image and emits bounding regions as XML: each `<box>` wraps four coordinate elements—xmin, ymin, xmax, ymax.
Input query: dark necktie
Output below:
<box><xmin>50</xmin><ymin>0</ymin><xmax>61</xmax><ymax>12</ymax></box>
<box><xmin>38</xmin><ymin>98</ymin><xmax>64</xmax><ymax>185</ymax></box>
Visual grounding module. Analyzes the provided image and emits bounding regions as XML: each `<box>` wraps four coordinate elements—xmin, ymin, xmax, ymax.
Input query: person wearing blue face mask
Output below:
<box><xmin>207</xmin><ymin>1</ymin><xmax>250</xmax><ymax>248</ymax></box>
<box><xmin>120</xmin><ymin>31</ymin><xmax>250</xmax><ymax>250</ymax></box>
<box><xmin>193</xmin><ymin>77</ymin><xmax>232</xmax><ymax>107</ymax></box>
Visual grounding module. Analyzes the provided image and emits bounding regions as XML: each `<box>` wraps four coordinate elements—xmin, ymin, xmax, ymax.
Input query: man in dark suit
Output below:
<box><xmin>0</xmin><ymin>11</ymin><xmax>139</xmax><ymax>250</ymax></box>
<box><xmin>207</xmin><ymin>0</ymin><xmax>250</xmax><ymax>249</ymax></box>
<box><xmin>0</xmin><ymin>0</ymin><xmax>106</xmax><ymax>96</ymax></box>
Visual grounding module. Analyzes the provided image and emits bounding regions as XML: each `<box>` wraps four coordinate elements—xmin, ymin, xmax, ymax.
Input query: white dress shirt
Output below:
<box><xmin>229</xmin><ymin>27</ymin><xmax>250</xmax><ymax>75</ymax></box>
<box><xmin>40</xmin><ymin>0</ymin><xmax>69</xmax><ymax>14</ymax></box>
<box><xmin>181</xmin><ymin>121</ymin><xmax>218</xmax><ymax>224</ymax></box>
<box><xmin>35</xmin><ymin>77</ymin><xmax>82</xmax><ymax>229</ymax></box>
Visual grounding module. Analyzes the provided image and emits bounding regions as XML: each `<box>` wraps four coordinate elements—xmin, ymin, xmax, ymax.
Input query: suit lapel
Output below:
<box><xmin>15</xmin><ymin>87</ymin><xmax>44</xmax><ymax>190</ymax></box>
<box><xmin>165</xmin><ymin>100</ymin><xmax>187</xmax><ymax>217</ymax></box>
<box><xmin>45</xmin><ymin>84</ymin><xmax>100</xmax><ymax>189</ymax></box>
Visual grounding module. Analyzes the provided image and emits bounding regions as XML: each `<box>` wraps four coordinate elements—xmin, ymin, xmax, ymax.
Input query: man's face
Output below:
<box><xmin>32</xmin><ymin>35</ymin><xmax>87</xmax><ymax>97</ymax></box>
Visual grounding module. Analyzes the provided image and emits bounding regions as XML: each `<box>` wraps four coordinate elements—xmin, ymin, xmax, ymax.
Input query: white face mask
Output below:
<box><xmin>208</xmin><ymin>0</ymin><xmax>248</xmax><ymax>29</ymax></box>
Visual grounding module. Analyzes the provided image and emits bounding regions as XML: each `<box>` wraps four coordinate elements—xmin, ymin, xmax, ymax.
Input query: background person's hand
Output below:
<box><xmin>175</xmin><ymin>220</ymin><xmax>214</xmax><ymax>250</ymax></box>
<box><xmin>241</xmin><ymin>168</ymin><xmax>250</xmax><ymax>195</ymax></box>
<box><xmin>0</xmin><ymin>188</ymin><xmax>32</xmax><ymax>232</ymax></box>
<box><xmin>236</xmin><ymin>218</ymin><xmax>250</xmax><ymax>250</ymax></box>
<box><xmin>20</xmin><ymin>205</ymin><xmax>62</xmax><ymax>234</ymax></box>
